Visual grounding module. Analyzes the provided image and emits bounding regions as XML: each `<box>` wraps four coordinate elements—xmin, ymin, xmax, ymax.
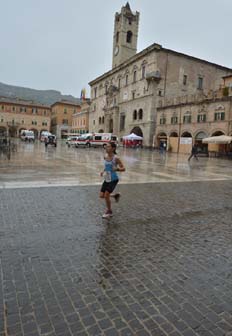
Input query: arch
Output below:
<box><xmin>211</xmin><ymin>130</ymin><xmax>225</xmax><ymax>136</ymax></box>
<box><xmin>133</xmin><ymin>110</ymin><xmax>137</xmax><ymax>120</ymax></box>
<box><xmin>195</xmin><ymin>131</ymin><xmax>207</xmax><ymax>140</ymax></box>
<box><xmin>130</xmin><ymin>126</ymin><xmax>143</xmax><ymax>137</ymax></box>
<box><xmin>126</xmin><ymin>31</ymin><xmax>133</xmax><ymax>43</ymax></box>
<box><xmin>169</xmin><ymin>131</ymin><xmax>178</xmax><ymax>137</ymax></box>
<box><xmin>138</xmin><ymin>109</ymin><xmax>143</xmax><ymax>120</ymax></box>
<box><xmin>181</xmin><ymin>131</ymin><xmax>192</xmax><ymax>138</ymax></box>
<box><xmin>0</xmin><ymin>126</ymin><xmax>7</xmax><ymax>136</ymax></box>
<box><xmin>98</xmin><ymin>129</ymin><xmax>104</xmax><ymax>133</ymax></box>
<box><xmin>8</xmin><ymin>126</ymin><xmax>17</xmax><ymax>138</ymax></box>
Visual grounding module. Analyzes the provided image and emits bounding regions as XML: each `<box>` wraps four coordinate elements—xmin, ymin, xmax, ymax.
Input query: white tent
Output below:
<box><xmin>123</xmin><ymin>133</ymin><xmax>143</xmax><ymax>140</ymax></box>
<box><xmin>202</xmin><ymin>135</ymin><xmax>232</xmax><ymax>144</ymax></box>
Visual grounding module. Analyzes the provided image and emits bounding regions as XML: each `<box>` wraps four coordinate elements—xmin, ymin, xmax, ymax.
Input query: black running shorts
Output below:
<box><xmin>100</xmin><ymin>180</ymin><xmax>119</xmax><ymax>193</ymax></box>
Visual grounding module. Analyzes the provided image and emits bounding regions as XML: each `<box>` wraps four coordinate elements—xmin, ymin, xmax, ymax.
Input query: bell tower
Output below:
<box><xmin>112</xmin><ymin>2</ymin><xmax>139</xmax><ymax>69</ymax></box>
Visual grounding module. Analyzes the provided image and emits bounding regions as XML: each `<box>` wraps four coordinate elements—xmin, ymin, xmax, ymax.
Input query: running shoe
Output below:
<box><xmin>102</xmin><ymin>210</ymin><xmax>113</xmax><ymax>219</ymax></box>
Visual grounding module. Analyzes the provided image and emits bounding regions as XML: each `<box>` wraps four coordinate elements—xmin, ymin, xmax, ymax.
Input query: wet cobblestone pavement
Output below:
<box><xmin>1</xmin><ymin>181</ymin><xmax>232</xmax><ymax>335</ymax></box>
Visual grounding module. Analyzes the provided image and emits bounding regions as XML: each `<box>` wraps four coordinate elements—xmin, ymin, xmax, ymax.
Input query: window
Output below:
<box><xmin>197</xmin><ymin>114</ymin><xmax>206</xmax><ymax>122</ymax></box>
<box><xmin>118</xmin><ymin>78</ymin><xmax>121</xmax><ymax>88</ymax></box>
<box><xmin>160</xmin><ymin>118</ymin><xmax>166</xmax><ymax>125</ymax></box>
<box><xmin>133</xmin><ymin>71</ymin><xmax>137</xmax><ymax>83</ymax></box>
<box><xmin>63</xmin><ymin>119</ymin><xmax>68</xmax><ymax>125</ymax></box>
<box><xmin>99</xmin><ymin>117</ymin><xmax>101</xmax><ymax>124</ymax></box>
<box><xmin>138</xmin><ymin>109</ymin><xmax>143</xmax><ymax>120</ymax></box>
<box><xmin>126</xmin><ymin>31</ymin><xmax>133</xmax><ymax>43</ymax></box>
<box><xmin>171</xmin><ymin>116</ymin><xmax>178</xmax><ymax>124</ymax></box>
<box><xmin>183</xmin><ymin>115</ymin><xmax>192</xmax><ymax>123</ymax></box>
<box><xmin>21</xmin><ymin>120</ymin><xmax>24</xmax><ymax>124</ymax></box>
<box><xmin>183</xmin><ymin>75</ymin><xmax>187</xmax><ymax>85</ymax></box>
<box><xmin>95</xmin><ymin>136</ymin><xmax>102</xmax><ymax>141</ymax></box>
<box><xmin>116</xmin><ymin>32</ymin><xmax>119</xmax><ymax>43</ymax></box>
<box><xmin>64</xmin><ymin>108</ymin><xmax>67</xmax><ymax>114</ymax></box>
<box><xmin>42</xmin><ymin>121</ymin><xmax>48</xmax><ymax>126</ymax></box>
<box><xmin>125</xmin><ymin>74</ymin><xmax>129</xmax><ymax>86</ymax></box>
<box><xmin>1</xmin><ymin>117</ymin><xmax>4</xmax><ymax>122</ymax></box>
<box><xmin>133</xmin><ymin>110</ymin><xmax>137</xmax><ymax>120</ymax></box>
<box><xmin>132</xmin><ymin>92</ymin><xmax>135</xmax><ymax>100</ymax></box>
<box><xmin>94</xmin><ymin>87</ymin><xmax>97</xmax><ymax>98</ymax></box>
<box><xmin>105</xmin><ymin>85</ymin><xmax>108</xmax><ymax>94</ymax></box>
<box><xmin>12</xmin><ymin>106</ymin><xmax>16</xmax><ymax>112</ymax></box>
<box><xmin>214</xmin><ymin>112</ymin><xmax>225</xmax><ymax>121</ymax></box>
<box><xmin>141</xmin><ymin>65</ymin><xmax>146</xmax><ymax>79</ymax></box>
<box><xmin>1</xmin><ymin>106</ymin><xmax>4</xmax><ymax>110</ymax></box>
<box><xmin>120</xmin><ymin>114</ymin><xmax>125</xmax><ymax>131</ymax></box>
<box><xmin>32</xmin><ymin>108</ymin><xmax>37</xmax><ymax>114</ymax></box>
<box><xmin>32</xmin><ymin>120</ymin><xmax>37</xmax><ymax>125</ymax></box>
<box><xmin>102</xmin><ymin>116</ymin><xmax>104</xmax><ymax>124</ymax></box>
<box><xmin>44</xmin><ymin>110</ymin><xmax>47</xmax><ymax>116</ymax></box>
<box><xmin>197</xmin><ymin>76</ymin><xmax>203</xmax><ymax>90</ymax></box>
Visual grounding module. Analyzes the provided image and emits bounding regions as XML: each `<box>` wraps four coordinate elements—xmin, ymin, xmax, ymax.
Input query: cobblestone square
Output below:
<box><xmin>1</xmin><ymin>178</ymin><xmax>232</xmax><ymax>335</ymax></box>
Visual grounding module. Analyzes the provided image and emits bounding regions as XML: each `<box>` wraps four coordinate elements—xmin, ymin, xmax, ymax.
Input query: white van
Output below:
<box><xmin>75</xmin><ymin>133</ymin><xmax>117</xmax><ymax>148</ymax></box>
<box><xmin>40</xmin><ymin>131</ymin><xmax>52</xmax><ymax>142</ymax></box>
<box><xmin>20</xmin><ymin>130</ymin><xmax>35</xmax><ymax>142</ymax></box>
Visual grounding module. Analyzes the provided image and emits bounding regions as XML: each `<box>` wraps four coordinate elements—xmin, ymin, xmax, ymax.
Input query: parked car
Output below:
<box><xmin>75</xmin><ymin>133</ymin><xmax>118</xmax><ymax>148</ymax></box>
<box><xmin>40</xmin><ymin>131</ymin><xmax>52</xmax><ymax>142</ymax></box>
<box><xmin>45</xmin><ymin>135</ymin><xmax>57</xmax><ymax>147</ymax></box>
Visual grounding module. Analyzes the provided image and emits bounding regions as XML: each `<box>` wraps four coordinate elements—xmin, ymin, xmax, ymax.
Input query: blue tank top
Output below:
<box><xmin>104</xmin><ymin>155</ymin><xmax>118</xmax><ymax>182</ymax></box>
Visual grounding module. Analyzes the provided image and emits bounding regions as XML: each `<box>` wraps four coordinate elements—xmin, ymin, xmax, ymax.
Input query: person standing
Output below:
<box><xmin>100</xmin><ymin>142</ymin><xmax>125</xmax><ymax>219</ymax></box>
<box><xmin>188</xmin><ymin>143</ymin><xmax>198</xmax><ymax>161</ymax></box>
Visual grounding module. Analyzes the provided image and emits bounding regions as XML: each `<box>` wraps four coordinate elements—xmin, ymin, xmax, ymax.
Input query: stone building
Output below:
<box><xmin>156</xmin><ymin>87</ymin><xmax>232</xmax><ymax>153</ymax></box>
<box><xmin>0</xmin><ymin>97</ymin><xmax>51</xmax><ymax>138</ymax></box>
<box><xmin>88</xmin><ymin>2</ymin><xmax>232</xmax><ymax>147</ymax></box>
<box><xmin>51</xmin><ymin>100</ymin><xmax>81</xmax><ymax>138</ymax></box>
<box><xmin>71</xmin><ymin>99</ymin><xmax>90</xmax><ymax>134</ymax></box>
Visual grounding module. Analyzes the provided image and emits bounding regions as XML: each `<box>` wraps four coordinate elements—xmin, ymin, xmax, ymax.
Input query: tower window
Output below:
<box><xmin>116</xmin><ymin>32</ymin><xmax>119</xmax><ymax>43</ymax></box>
<box><xmin>133</xmin><ymin>110</ymin><xmax>137</xmax><ymax>120</ymax></box>
<box><xmin>127</xmin><ymin>31</ymin><xmax>133</xmax><ymax>43</ymax></box>
<box><xmin>183</xmin><ymin>75</ymin><xmax>187</xmax><ymax>85</ymax></box>
<box><xmin>138</xmin><ymin>109</ymin><xmax>143</xmax><ymax>120</ymax></box>
<box><xmin>197</xmin><ymin>76</ymin><xmax>203</xmax><ymax>90</ymax></box>
<box><xmin>142</xmin><ymin>65</ymin><xmax>146</xmax><ymax>79</ymax></box>
<box><xmin>133</xmin><ymin>71</ymin><xmax>137</xmax><ymax>83</ymax></box>
<box><xmin>125</xmin><ymin>74</ymin><xmax>129</xmax><ymax>86</ymax></box>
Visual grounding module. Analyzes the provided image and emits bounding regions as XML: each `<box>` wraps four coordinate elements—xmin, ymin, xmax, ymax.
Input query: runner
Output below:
<box><xmin>100</xmin><ymin>142</ymin><xmax>125</xmax><ymax>219</ymax></box>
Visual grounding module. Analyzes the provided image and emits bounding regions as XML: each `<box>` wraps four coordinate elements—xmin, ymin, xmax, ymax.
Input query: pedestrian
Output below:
<box><xmin>188</xmin><ymin>143</ymin><xmax>198</xmax><ymax>161</ymax></box>
<box><xmin>100</xmin><ymin>142</ymin><xmax>125</xmax><ymax>219</ymax></box>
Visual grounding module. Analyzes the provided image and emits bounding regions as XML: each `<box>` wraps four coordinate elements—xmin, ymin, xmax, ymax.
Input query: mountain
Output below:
<box><xmin>0</xmin><ymin>82</ymin><xmax>81</xmax><ymax>106</ymax></box>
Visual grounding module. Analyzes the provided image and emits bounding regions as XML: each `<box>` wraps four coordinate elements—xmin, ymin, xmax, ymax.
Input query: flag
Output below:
<box><xmin>80</xmin><ymin>88</ymin><xmax>86</xmax><ymax>101</ymax></box>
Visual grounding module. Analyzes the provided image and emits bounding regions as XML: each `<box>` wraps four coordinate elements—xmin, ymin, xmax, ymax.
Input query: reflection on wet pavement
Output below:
<box><xmin>0</xmin><ymin>140</ymin><xmax>232</xmax><ymax>188</ymax></box>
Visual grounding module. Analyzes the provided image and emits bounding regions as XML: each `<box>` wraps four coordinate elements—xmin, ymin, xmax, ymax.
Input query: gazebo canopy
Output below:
<box><xmin>123</xmin><ymin>133</ymin><xmax>143</xmax><ymax>140</ymax></box>
<box><xmin>202</xmin><ymin>135</ymin><xmax>232</xmax><ymax>144</ymax></box>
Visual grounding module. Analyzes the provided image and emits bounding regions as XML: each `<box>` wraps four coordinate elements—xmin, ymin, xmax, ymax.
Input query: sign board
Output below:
<box><xmin>180</xmin><ymin>137</ymin><xmax>192</xmax><ymax>145</ymax></box>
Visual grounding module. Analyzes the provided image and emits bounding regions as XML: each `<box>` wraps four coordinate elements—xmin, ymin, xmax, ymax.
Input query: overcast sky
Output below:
<box><xmin>1</xmin><ymin>0</ymin><xmax>231</xmax><ymax>98</ymax></box>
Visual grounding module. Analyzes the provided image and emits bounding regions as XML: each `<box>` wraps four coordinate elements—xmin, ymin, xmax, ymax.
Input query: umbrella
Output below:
<box><xmin>202</xmin><ymin>135</ymin><xmax>232</xmax><ymax>144</ymax></box>
<box><xmin>123</xmin><ymin>133</ymin><xmax>143</xmax><ymax>140</ymax></box>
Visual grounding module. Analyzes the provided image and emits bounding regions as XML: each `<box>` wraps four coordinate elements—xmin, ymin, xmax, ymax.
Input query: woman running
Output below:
<box><xmin>100</xmin><ymin>142</ymin><xmax>125</xmax><ymax>219</ymax></box>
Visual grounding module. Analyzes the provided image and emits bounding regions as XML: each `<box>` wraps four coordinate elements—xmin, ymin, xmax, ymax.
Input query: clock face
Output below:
<box><xmin>114</xmin><ymin>46</ymin><xmax>119</xmax><ymax>56</ymax></box>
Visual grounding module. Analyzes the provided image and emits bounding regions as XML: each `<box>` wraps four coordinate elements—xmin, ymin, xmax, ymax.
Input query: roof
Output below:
<box><xmin>0</xmin><ymin>96</ymin><xmax>51</xmax><ymax>109</ymax></box>
<box><xmin>51</xmin><ymin>100</ymin><xmax>81</xmax><ymax>108</ymax></box>
<box><xmin>89</xmin><ymin>43</ymin><xmax>232</xmax><ymax>86</ymax></box>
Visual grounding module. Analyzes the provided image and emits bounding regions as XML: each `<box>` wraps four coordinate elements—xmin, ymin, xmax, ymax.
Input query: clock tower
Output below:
<box><xmin>112</xmin><ymin>2</ymin><xmax>139</xmax><ymax>69</ymax></box>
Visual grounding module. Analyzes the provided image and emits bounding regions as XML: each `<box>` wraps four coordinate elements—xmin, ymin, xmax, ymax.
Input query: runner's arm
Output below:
<box><xmin>116</xmin><ymin>158</ymin><xmax>125</xmax><ymax>172</ymax></box>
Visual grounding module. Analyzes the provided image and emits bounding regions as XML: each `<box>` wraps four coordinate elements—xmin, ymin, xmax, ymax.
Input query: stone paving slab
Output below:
<box><xmin>0</xmin><ymin>181</ymin><xmax>232</xmax><ymax>335</ymax></box>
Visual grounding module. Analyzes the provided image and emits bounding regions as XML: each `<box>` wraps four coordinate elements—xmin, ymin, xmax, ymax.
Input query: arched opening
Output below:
<box><xmin>211</xmin><ymin>130</ymin><xmax>225</xmax><ymax>136</ymax></box>
<box><xmin>157</xmin><ymin>132</ymin><xmax>167</xmax><ymax>149</ymax></box>
<box><xmin>0</xmin><ymin>127</ymin><xmax>7</xmax><ymax>137</ymax></box>
<box><xmin>195</xmin><ymin>131</ymin><xmax>208</xmax><ymax>154</ymax></box>
<box><xmin>8</xmin><ymin>126</ymin><xmax>18</xmax><ymax>138</ymax></box>
<box><xmin>98</xmin><ymin>129</ymin><xmax>104</xmax><ymax>133</ymax></box>
<box><xmin>138</xmin><ymin>109</ymin><xmax>143</xmax><ymax>120</ymax></box>
<box><xmin>181</xmin><ymin>131</ymin><xmax>192</xmax><ymax>138</ymax></box>
<box><xmin>30</xmin><ymin>128</ymin><xmax>39</xmax><ymax>139</ymax></box>
<box><xmin>130</xmin><ymin>126</ymin><xmax>143</xmax><ymax>138</ymax></box>
<box><xmin>133</xmin><ymin>110</ymin><xmax>137</xmax><ymax>120</ymax></box>
<box><xmin>126</xmin><ymin>31</ymin><xmax>133</xmax><ymax>43</ymax></box>
<box><xmin>170</xmin><ymin>132</ymin><xmax>178</xmax><ymax>137</ymax></box>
